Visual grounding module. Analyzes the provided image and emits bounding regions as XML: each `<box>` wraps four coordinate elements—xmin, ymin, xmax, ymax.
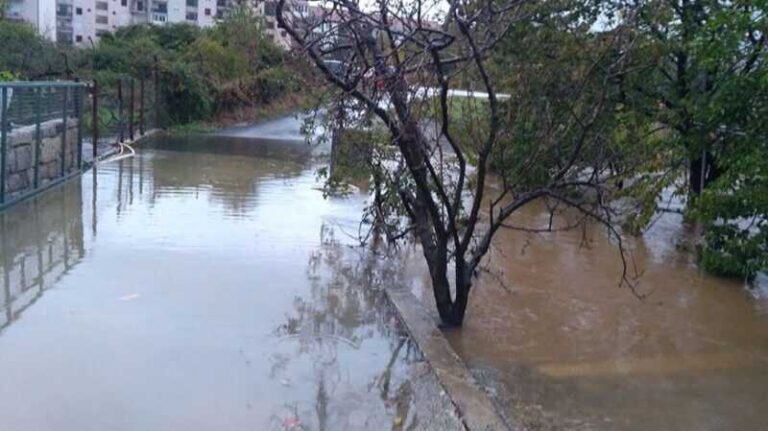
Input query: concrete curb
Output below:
<box><xmin>384</xmin><ymin>287</ymin><xmax>515</xmax><ymax>431</ymax></box>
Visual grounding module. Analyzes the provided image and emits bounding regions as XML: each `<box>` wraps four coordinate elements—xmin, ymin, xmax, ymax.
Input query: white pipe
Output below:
<box><xmin>98</xmin><ymin>141</ymin><xmax>136</xmax><ymax>164</ymax></box>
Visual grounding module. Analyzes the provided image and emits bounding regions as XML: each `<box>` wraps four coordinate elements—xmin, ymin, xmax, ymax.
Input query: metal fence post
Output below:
<box><xmin>154</xmin><ymin>56</ymin><xmax>160</xmax><ymax>129</ymax></box>
<box><xmin>118</xmin><ymin>78</ymin><xmax>124</xmax><ymax>143</ymax></box>
<box><xmin>1</xmin><ymin>87</ymin><xmax>7</xmax><ymax>204</ymax></box>
<box><xmin>92</xmin><ymin>80</ymin><xmax>98</xmax><ymax>160</ymax></box>
<box><xmin>60</xmin><ymin>86</ymin><xmax>68</xmax><ymax>176</ymax></box>
<box><xmin>34</xmin><ymin>87</ymin><xmax>42</xmax><ymax>188</ymax></box>
<box><xmin>139</xmin><ymin>77</ymin><xmax>145</xmax><ymax>135</ymax></box>
<box><xmin>76</xmin><ymin>85</ymin><xmax>83</xmax><ymax>170</ymax></box>
<box><xmin>129</xmin><ymin>78</ymin><xmax>135</xmax><ymax>141</ymax></box>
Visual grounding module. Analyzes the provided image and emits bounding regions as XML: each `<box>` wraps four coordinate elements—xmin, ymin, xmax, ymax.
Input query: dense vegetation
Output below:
<box><xmin>489</xmin><ymin>0</ymin><xmax>767</xmax><ymax>281</ymax></box>
<box><xmin>2</xmin><ymin>0</ymin><xmax>765</xmax><ymax>286</ymax></box>
<box><xmin>294</xmin><ymin>0</ymin><xmax>765</xmax><ymax>312</ymax></box>
<box><xmin>0</xmin><ymin>7</ymin><xmax>308</xmax><ymax>125</ymax></box>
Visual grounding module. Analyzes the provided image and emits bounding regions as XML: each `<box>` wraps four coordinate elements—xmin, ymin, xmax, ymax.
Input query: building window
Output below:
<box><xmin>96</xmin><ymin>2</ymin><xmax>108</xmax><ymax>11</ymax></box>
<box><xmin>216</xmin><ymin>0</ymin><xmax>225</xmax><ymax>6</ymax></box>
<box><xmin>136</xmin><ymin>1</ymin><xmax>144</xmax><ymax>11</ymax></box>
<box><xmin>76</xmin><ymin>35</ymin><xmax>83</xmax><ymax>42</ymax></box>
<box><xmin>121</xmin><ymin>0</ymin><xmax>127</xmax><ymax>5</ymax></box>
<box><xmin>96</xmin><ymin>15</ymin><xmax>109</xmax><ymax>24</ymax></box>
<box><xmin>186</xmin><ymin>0</ymin><xmax>198</xmax><ymax>6</ymax></box>
<box><xmin>186</xmin><ymin>12</ymin><xmax>198</xmax><ymax>21</ymax></box>
<box><xmin>204</xmin><ymin>8</ymin><xmax>210</xmax><ymax>16</ymax></box>
<box><xmin>56</xmin><ymin>4</ymin><xmax>72</xmax><ymax>16</ymax></box>
<box><xmin>57</xmin><ymin>32</ymin><xmax>73</xmax><ymax>44</ymax></box>
<box><xmin>76</xmin><ymin>7</ymin><xmax>82</xmax><ymax>15</ymax></box>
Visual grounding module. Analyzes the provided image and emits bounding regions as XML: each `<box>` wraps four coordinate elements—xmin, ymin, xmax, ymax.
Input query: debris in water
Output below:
<box><xmin>282</xmin><ymin>417</ymin><xmax>301</xmax><ymax>429</ymax></box>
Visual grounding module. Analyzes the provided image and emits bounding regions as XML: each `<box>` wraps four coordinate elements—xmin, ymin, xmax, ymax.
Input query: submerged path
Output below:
<box><xmin>0</xmin><ymin>120</ymin><xmax>462</xmax><ymax>430</ymax></box>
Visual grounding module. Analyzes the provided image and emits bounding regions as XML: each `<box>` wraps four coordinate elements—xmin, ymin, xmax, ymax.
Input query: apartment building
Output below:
<box><xmin>4</xmin><ymin>0</ymin><xmax>307</xmax><ymax>48</ymax></box>
<box><xmin>4</xmin><ymin>0</ymin><xmax>58</xmax><ymax>40</ymax></box>
<box><xmin>56</xmin><ymin>0</ymin><xmax>222</xmax><ymax>45</ymax></box>
<box><xmin>256</xmin><ymin>1</ymin><xmax>308</xmax><ymax>50</ymax></box>
<box><xmin>6</xmin><ymin>0</ymin><xmax>237</xmax><ymax>46</ymax></box>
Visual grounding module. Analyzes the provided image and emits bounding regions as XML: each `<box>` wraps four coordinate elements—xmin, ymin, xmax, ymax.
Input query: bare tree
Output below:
<box><xmin>278</xmin><ymin>0</ymin><xmax>641</xmax><ymax>326</ymax></box>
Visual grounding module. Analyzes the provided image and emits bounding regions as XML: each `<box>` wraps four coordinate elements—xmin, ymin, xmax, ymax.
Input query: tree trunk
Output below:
<box><xmin>689</xmin><ymin>152</ymin><xmax>719</xmax><ymax>196</ymax></box>
<box><xmin>689</xmin><ymin>157</ymin><xmax>704</xmax><ymax>195</ymax></box>
<box><xmin>429</xmin><ymin>255</ymin><xmax>472</xmax><ymax>327</ymax></box>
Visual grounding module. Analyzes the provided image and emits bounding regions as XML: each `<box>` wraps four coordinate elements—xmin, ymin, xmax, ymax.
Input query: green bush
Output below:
<box><xmin>161</xmin><ymin>61</ymin><xmax>213</xmax><ymax>124</ymax></box>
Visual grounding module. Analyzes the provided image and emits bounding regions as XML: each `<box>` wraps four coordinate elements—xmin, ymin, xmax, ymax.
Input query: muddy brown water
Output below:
<box><xmin>407</xmin><ymin>198</ymin><xmax>768</xmax><ymax>430</ymax></box>
<box><xmin>0</xmin><ymin>128</ymin><xmax>456</xmax><ymax>430</ymax></box>
<box><xmin>2</xmin><ymin>120</ymin><xmax>767</xmax><ymax>431</ymax></box>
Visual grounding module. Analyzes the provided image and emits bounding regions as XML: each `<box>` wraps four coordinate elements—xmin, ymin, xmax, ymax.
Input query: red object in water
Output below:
<box><xmin>282</xmin><ymin>417</ymin><xmax>301</xmax><ymax>429</ymax></box>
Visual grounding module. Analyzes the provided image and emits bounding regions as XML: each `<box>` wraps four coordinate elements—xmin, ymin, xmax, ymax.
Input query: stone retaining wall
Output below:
<box><xmin>3</xmin><ymin>117</ymin><xmax>79</xmax><ymax>201</ymax></box>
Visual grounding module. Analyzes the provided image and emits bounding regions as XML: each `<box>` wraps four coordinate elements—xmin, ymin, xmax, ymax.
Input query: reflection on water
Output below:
<box><xmin>270</xmin><ymin>227</ymin><xmax>425</xmax><ymax>430</ymax></box>
<box><xmin>0</xmin><ymin>133</ymin><xmax>444</xmax><ymax>431</ymax></box>
<box><xmin>4</xmin><ymin>124</ymin><xmax>765</xmax><ymax>430</ymax></box>
<box><xmin>1</xmin><ymin>180</ymin><xmax>84</xmax><ymax>332</ymax></box>
<box><xmin>424</xmin><ymin>200</ymin><xmax>768</xmax><ymax>430</ymax></box>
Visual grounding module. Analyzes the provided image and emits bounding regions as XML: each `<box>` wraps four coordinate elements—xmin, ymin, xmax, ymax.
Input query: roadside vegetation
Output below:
<box><xmin>1</xmin><ymin>0</ymin><xmax>764</xmax><ymax>325</ymax></box>
<box><xmin>0</xmin><ymin>6</ymin><xmax>313</xmax><ymax>128</ymax></box>
<box><xmin>280</xmin><ymin>0</ymin><xmax>767</xmax><ymax>326</ymax></box>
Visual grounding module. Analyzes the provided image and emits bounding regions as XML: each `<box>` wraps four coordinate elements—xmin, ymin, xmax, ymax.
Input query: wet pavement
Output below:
<box><xmin>6</xmin><ymin>113</ymin><xmax>767</xmax><ymax>430</ymax></box>
<box><xmin>0</xmin><ymin>119</ymin><xmax>461</xmax><ymax>431</ymax></box>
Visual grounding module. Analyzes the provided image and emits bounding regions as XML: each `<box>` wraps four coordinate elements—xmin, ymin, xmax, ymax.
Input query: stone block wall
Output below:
<box><xmin>3</xmin><ymin>117</ymin><xmax>79</xmax><ymax>201</ymax></box>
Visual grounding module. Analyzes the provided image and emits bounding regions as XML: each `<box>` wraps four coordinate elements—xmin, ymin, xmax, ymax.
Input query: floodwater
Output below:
<box><xmin>4</xmin><ymin>114</ymin><xmax>767</xmax><ymax>431</ymax></box>
<box><xmin>0</xmin><ymin>118</ymin><xmax>459</xmax><ymax>431</ymax></box>
<box><xmin>422</xmin><ymin>198</ymin><xmax>768</xmax><ymax>430</ymax></box>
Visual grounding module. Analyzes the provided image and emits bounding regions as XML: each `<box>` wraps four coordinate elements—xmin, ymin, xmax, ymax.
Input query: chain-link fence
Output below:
<box><xmin>85</xmin><ymin>72</ymin><xmax>163</xmax><ymax>162</ymax></box>
<box><xmin>1</xmin><ymin>73</ymin><xmax>164</xmax><ymax>209</ymax></box>
<box><xmin>1</xmin><ymin>82</ymin><xmax>85</xmax><ymax>208</ymax></box>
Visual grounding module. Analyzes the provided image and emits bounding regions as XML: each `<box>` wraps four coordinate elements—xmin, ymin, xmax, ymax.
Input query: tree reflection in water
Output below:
<box><xmin>270</xmin><ymin>224</ymin><xmax>424</xmax><ymax>430</ymax></box>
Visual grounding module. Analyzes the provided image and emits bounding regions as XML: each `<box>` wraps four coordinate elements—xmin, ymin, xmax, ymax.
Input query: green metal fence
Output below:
<box><xmin>1</xmin><ymin>75</ymin><xmax>163</xmax><ymax>210</ymax></box>
<box><xmin>1</xmin><ymin>82</ymin><xmax>86</xmax><ymax>209</ymax></box>
<box><xmin>87</xmin><ymin>74</ymin><xmax>162</xmax><ymax>160</ymax></box>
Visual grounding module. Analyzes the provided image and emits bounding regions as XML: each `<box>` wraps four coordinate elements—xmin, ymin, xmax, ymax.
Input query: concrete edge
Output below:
<box><xmin>384</xmin><ymin>287</ymin><xmax>514</xmax><ymax>431</ymax></box>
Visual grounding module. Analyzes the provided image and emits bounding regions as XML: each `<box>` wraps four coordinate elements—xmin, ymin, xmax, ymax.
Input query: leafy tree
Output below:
<box><xmin>603</xmin><ymin>0</ymin><xmax>768</xmax><ymax>279</ymax></box>
<box><xmin>278</xmin><ymin>0</ymin><xmax>653</xmax><ymax>325</ymax></box>
<box><xmin>0</xmin><ymin>21</ymin><xmax>74</xmax><ymax>78</ymax></box>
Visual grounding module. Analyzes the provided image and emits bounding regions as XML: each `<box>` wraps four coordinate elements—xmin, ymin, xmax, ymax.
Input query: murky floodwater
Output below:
<box><xmin>0</xmin><ymin>119</ymin><xmax>459</xmax><ymax>431</ymax></box>
<box><xmin>4</xmin><ymin>115</ymin><xmax>767</xmax><ymax>430</ymax></box>
<box><xmin>416</xmin><ymin>199</ymin><xmax>768</xmax><ymax>430</ymax></box>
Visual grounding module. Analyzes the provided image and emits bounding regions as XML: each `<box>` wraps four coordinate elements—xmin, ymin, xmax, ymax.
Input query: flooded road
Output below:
<box><xmin>0</xmin><ymin>119</ymin><xmax>460</xmax><ymax>431</ymax></box>
<box><xmin>3</xmin><ymin>113</ymin><xmax>767</xmax><ymax>430</ymax></box>
<box><xmin>421</xmin><ymin>200</ymin><xmax>768</xmax><ymax>430</ymax></box>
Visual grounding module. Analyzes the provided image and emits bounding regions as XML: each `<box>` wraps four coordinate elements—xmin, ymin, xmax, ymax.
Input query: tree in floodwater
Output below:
<box><xmin>600</xmin><ymin>0</ymin><xmax>768</xmax><ymax>279</ymax></box>
<box><xmin>603</xmin><ymin>0</ymin><xmax>766</xmax><ymax>195</ymax></box>
<box><xmin>277</xmin><ymin>0</ymin><xmax>657</xmax><ymax>326</ymax></box>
